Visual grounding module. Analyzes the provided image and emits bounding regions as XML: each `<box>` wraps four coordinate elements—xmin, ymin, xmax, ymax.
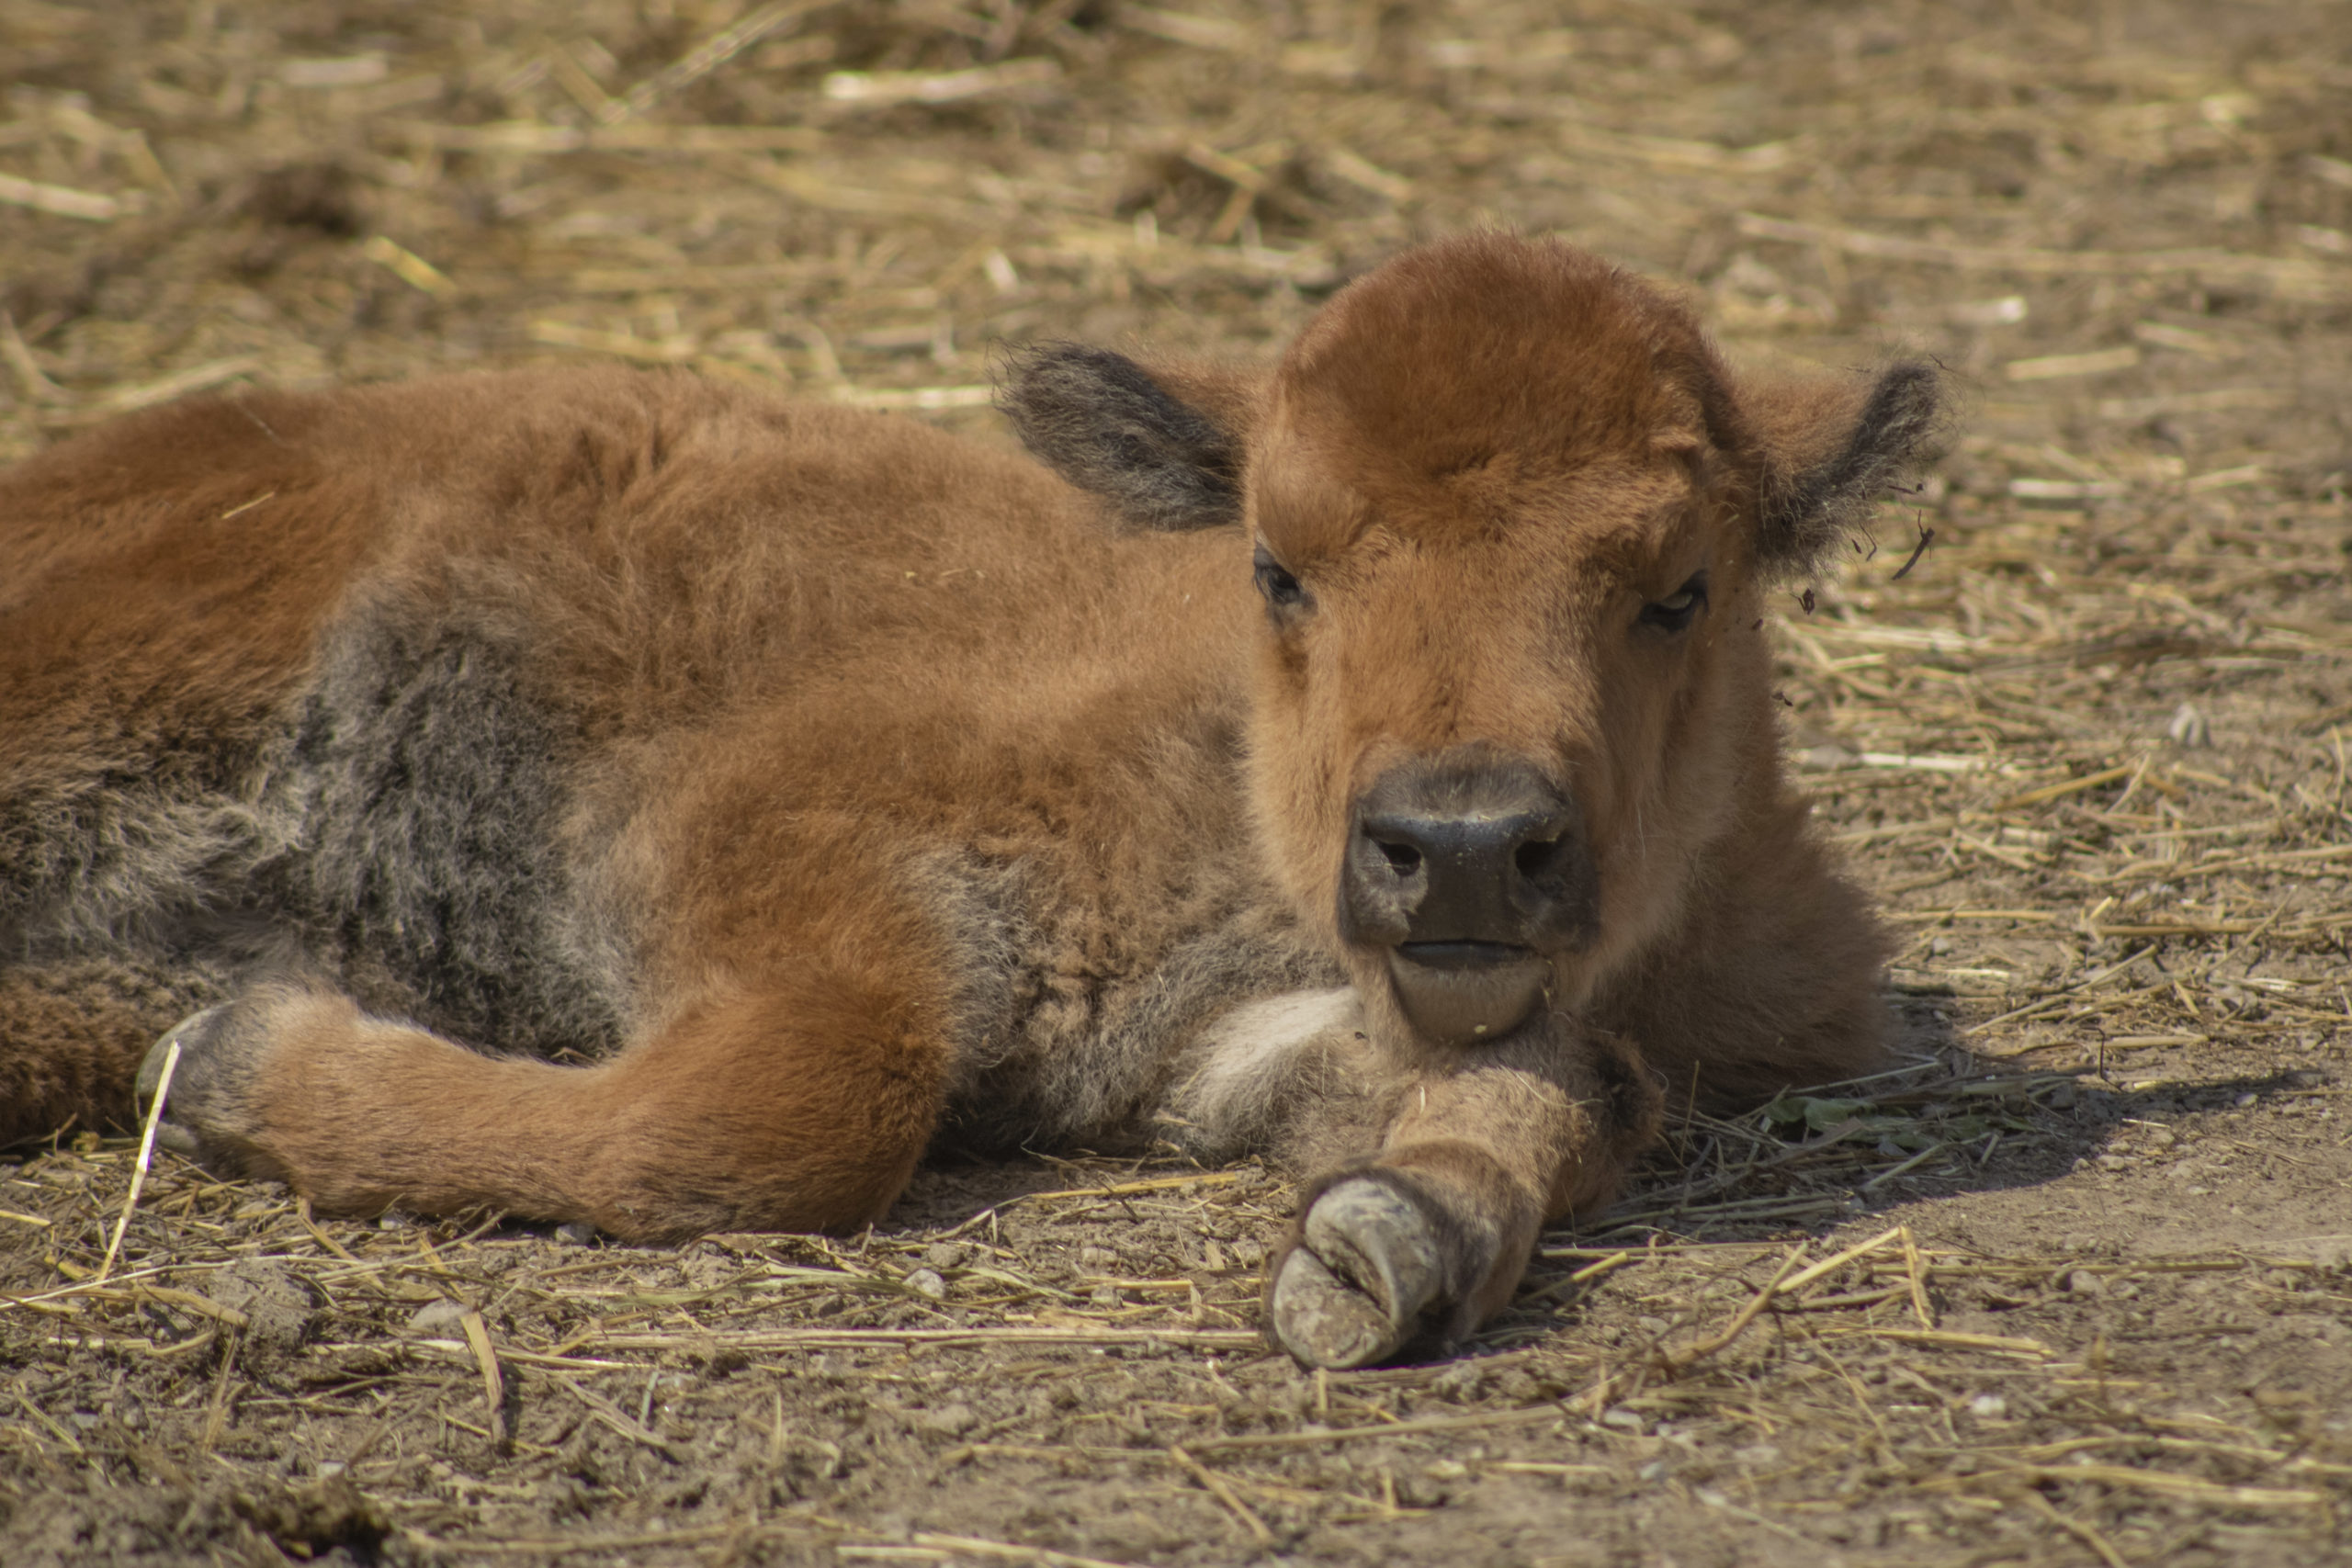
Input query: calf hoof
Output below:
<box><xmin>1269</xmin><ymin>1177</ymin><xmax>1443</xmax><ymax>1369</ymax></box>
<box><xmin>136</xmin><ymin>1005</ymin><xmax>274</xmax><ymax>1174</ymax></box>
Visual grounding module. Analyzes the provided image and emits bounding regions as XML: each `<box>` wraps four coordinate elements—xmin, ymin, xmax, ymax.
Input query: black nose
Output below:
<box><xmin>1338</xmin><ymin>753</ymin><xmax>1595</xmax><ymax>953</ymax></box>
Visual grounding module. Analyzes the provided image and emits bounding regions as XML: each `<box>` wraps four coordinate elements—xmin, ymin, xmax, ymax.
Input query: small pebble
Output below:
<box><xmin>913</xmin><ymin>1403</ymin><xmax>979</xmax><ymax>1438</ymax></box>
<box><xmin>407</xmin><ymin>1298</ymin><xmax>468</xmax><ymax>1334</ymax></box>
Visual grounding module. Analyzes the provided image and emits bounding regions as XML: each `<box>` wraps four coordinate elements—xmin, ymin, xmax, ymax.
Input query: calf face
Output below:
<box><xmin>1008</xmin><ymin>234</ymin><xmax>1942</xmax><ymax>1364</ymax></box>
<box><xmin>1008</xmin><ymin>234</ymin><xmax>1940</xmax><ymax>1055</ymax></box>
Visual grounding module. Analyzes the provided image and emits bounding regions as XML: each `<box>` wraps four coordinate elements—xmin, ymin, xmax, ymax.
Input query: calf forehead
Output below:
<box><xmin>1268</xmin><ymin>236</ymin><xmax>1717</xmax><ymax>503</ymax></box>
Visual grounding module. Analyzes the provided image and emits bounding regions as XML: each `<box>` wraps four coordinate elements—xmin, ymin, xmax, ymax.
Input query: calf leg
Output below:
<box><xmin>141</xmin><ymin>968</ymin><xmax>952</xmax><ymax>1240</ymax></box>
<box><xmin>1266</xmin><ymin>1027</ymin><xmax>1659</xmax><ymax>1368</ymax></box>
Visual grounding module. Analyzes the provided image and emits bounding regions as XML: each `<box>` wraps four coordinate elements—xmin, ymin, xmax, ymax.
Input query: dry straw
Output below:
<box><xmin>92</xmin><ymin>1037</ymin><xmax>178</xmax><ymax>1286</ymax></box>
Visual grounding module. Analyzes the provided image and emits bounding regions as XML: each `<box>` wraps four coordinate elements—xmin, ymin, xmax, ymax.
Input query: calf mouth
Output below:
<box><xmin>1339</xmin><ymin>750</ymin><xmax>1593</xmax><ymax>1048</ymax></box>
<box><xmin>1386</xmin><ymin>941</ymin><xmax>1550</xmax><ymax>1045</ymax></box>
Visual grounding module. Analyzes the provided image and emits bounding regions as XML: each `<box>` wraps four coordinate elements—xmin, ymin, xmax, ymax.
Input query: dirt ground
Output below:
<box><xmin>5</xmin><ymin>1</ymin><xmax>2352</xmax><ymax>1564</ymax></box>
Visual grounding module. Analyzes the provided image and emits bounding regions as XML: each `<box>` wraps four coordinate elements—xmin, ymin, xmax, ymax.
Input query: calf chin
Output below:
<box><xmin>1385</xmin><ymin>943</ymin><xmax>1551</xmax><ymax>1046</ymax></box>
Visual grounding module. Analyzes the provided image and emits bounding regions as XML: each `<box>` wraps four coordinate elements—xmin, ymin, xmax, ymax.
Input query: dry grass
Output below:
<box><xmin>5</xmin><ymin>1</ymin><xmax>2352</xmax><ymax>1564</ymax></box>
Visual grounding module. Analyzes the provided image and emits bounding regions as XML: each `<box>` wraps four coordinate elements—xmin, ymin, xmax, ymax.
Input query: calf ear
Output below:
<box><xmin>1748</xmin><ymin>359</ymin><xmax>1948</xmax><ymax>578</ymax></box>
<box><xmin>996</xmin><ymin>343</ymin><xmax>1249</xmax><ymax>530</ymax></box>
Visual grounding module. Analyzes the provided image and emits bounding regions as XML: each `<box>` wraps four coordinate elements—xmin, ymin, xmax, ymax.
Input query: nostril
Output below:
<box><xmin>1514</xmin><ymin>838</ymin><xmax>1558</xmax><ymax>878</ymax></box>
<box><xmin>1376</xmin><ymin>840</ymin><xmax>1422</xmax><ymax>876</ymax></box>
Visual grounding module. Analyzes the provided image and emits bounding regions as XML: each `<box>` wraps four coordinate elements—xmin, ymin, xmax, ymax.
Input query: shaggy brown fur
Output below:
<box><xmin>0</xmin><ymin>234</ymin><xmax>1944</xmax><ymax>1366</ymax></box>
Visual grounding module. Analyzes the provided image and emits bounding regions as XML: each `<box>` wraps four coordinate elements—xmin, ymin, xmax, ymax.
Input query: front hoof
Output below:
<box><xmin>136</xmin><ymin>1005</ymin><xmax>273</xmax><ymax>1173</ymax></box>
<box><xmin>1269</xmin><ymin>1178</ymin><xmax>1443</xmax><ymax>1369</ymax></box>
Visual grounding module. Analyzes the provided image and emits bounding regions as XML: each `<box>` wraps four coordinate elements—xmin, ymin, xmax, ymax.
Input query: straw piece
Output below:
<box><xmin>1777</xmin><ymin>1228</ymin><xmax>1905</xmax><ymax>1295</ymax></box>
<box><xmin>608</xmin><ymin>0</ymin><xmax>834</xmax><ymax>122</ymax></box>
<box><xmin>1017</xmin><ymin>1172</ymin><xmax>1247</xmax><ymax>1203</ymax></box>
<box><xmin>1118</xmin><ymin>6</ymin><xmax>1259</xmax><ymax>53</ymax></box>
<box><xmin>131</xmin><ymin>1283</ymin><xmax>248</xmax><ymax>1329</ymax></box>
<box><xmin>553</xmin><ymin>1375</ymin><xmax>684</xmax><ymax>1456</ymax></box>
<box><xmin>1167</xmin><ymin>1444</ymin><xmax>1273</xmax><ymax>1546</ymax></box>
<box><xmin>47</xmin><ymin>357</ymin><xmax>262</xmax><ymax>427</ymax></box>
<box><xmin>822</xmin><ymin>59</ymin><xmax>1062</xmax><ymax>110</ymax></box>
<box><xmin>1736</xmin><ymin>212</ymin><xmax>2352</xmax><ymax>300</ymax></box>
<box><xmin>1658</xmin><ymin>1247</ymin><xmax>1808</xmax><ymax>1371</ymax></box>
<box><xmin>95</xmin><ymin>1038</ymin><xmax>178</xmax><ymax>1286</ymax></box>
<box><xmin>1321</xmin><ymin>148</ymin><xmax>1413</xmax><ymax>203</ymax></box>
<box><xmin>381</xmin><ymin>118</ymin><xmax>829</xmax><ymax>153</ymax></box>
<box><xmin>2020</xmin><ymin>1493</ymin><xmax>2131</xmax><ymax>1568</ymax></box>
<box><xmin>0</xmin><ymin>310</ymin><xmax>63</xmax><ymax>401</ymax></box>
<box><xmin>0</xmin><ymin>170</ymin><xmax>122</xmax><ymax>220</ymax></box>
<box><xmin>1827</xmin><ymin>1327</ymin><xmax>2052</xmax><ymax>1358</ymax></box>
<box><xmin>528</xmin><ymin>320</ymin><xmax>698</xmax><ymax>363</ymax></box>
<box><xmin>1994</xmin><ymin>762</ymin><xmax>2136</xmax><ymax>810</ymax></box>
<box><xmin>401</xmin><ymin>1522</ymin><xmax>759</xmax><ymax>1556</ymax></box>
<box><xmin>1899</xmin><ymin>1227</ymin><xmax>1935</xmax><ymax>1330</ymax></box>
<box><xmin>572</xmin><ymin>1325</ymin><xmax>1261</xmax><ymax>1351</ymax></box>
<box><xmin>2003</xmin><ymin>347</ymin><xmax>2141</xmax><ymax>382</ymax></box>
<box><xmin>1186</xmin><ymin>1403</ymin><xmax>1572</xmax><ymax>1454</ymax></box>
<box><xmin>1551</xmin><ymin>121</ymin><xmax>1797</xmax><ymax>174</ymax></box>
<box><xmin>910</xmin><ymin>1534</ymin><xmax>1155</xmax><ymax>1568</ymax></box>
<box><xmin>460</xmin><ymin>1307</ymin><xmax>508</xmax><ymax>1444</ymax></box>
<box><xmin>362</xmin><ymin>236</ymin><xmax>457</xmax><ymax>298</ymax></box>
<box><xmin>2007</xmin><ymin>1464</ymin><xmax>2328</xmax><ymax>1510</ymax></box>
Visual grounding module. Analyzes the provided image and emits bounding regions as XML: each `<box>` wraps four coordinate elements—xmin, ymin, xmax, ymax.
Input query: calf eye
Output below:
<box><xmin>1640</xmin><ymin>572</ymin><xmax>1708</xmax><ymax>632</ymax></box>
<box><xmin>1252</xmin><ymin>543</ymin><xmax>1309</xmax><ymax>611</ymax></box>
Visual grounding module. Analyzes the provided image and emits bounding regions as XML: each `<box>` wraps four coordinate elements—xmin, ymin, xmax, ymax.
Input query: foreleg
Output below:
<box><xmin>1265</xmin><ymin>1026</ymin><xmax>1660</xmax><ymax>1368</ymax></box>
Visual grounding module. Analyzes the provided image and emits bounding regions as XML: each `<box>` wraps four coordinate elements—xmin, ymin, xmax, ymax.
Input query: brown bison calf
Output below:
<box><xmin>0</xmin><ymin>234</ymin><xmax>1941</xmax><ymax>1367</ymax></box>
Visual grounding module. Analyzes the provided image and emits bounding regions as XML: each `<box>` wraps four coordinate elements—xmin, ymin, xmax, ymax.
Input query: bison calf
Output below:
<box><xmin>0</xmin><ymin>233</ymin><xmax>1942</xmax><ymax>1367</ymax></box>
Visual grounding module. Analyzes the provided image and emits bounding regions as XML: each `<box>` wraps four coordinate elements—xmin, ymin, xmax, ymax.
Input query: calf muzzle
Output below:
<box><xmin>1338</xmin><ymin>752</ymin><xmax>1597</xmax><ymax>1045</ymax></box>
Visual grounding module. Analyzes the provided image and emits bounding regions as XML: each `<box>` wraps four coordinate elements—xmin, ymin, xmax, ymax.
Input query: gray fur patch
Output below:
<box><xmin>0</xmin><ymin>780</ymin><xmax>290</xmax><ymax>960</ymax></box>
<box><xmin>3</xmin><ymin>596</ymin><xmax>631</xmax><ymax>1061</ymax></box>
<box><xmin>994</xmin><ymin>344</ymin><xmax>1242</xmax><ymax>532</ymax></box>
<box><xmin>248</xmin><ymin>599</ymin><xmax>629</xmax><ymax>1056</ymax></box>
<box><xmin>936</xmin><ymin>865</ymin><xmax>1346</xmax><ymax>1154</ymax></box>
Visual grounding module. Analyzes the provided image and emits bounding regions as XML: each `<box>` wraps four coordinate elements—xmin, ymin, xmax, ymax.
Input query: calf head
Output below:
<box><xmin>1004</xmin><ymin>233</ymin><xmax>1943</xmax><ymax>1056</ymax></box>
